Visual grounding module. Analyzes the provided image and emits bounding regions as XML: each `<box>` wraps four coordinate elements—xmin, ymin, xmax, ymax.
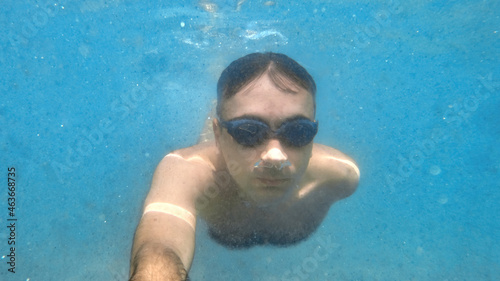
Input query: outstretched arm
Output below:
<box><xmin>129</xmin><ymin>240</ymin><xmax>188</xmax><ymax>281</ymax></box>
<box><xmin>129</xmin><ymin>153</ymin><xmax>211</xmax><ymax>281</ymax></box>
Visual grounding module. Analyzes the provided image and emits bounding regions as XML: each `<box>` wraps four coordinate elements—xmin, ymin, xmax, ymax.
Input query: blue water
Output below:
<box><xmin>1</xmin><ymin>0</ymin><xmax>499</xmax><ymax>280</ymax></box>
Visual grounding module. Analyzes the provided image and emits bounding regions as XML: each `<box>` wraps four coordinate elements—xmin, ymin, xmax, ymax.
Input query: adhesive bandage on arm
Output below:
<box><xmin>143</xmin><ymin>202</ymin><xmax>196</xmax><ymax>231</ymax></box>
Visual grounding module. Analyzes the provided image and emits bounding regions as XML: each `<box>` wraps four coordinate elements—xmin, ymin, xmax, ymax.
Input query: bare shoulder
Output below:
<box><xmin>145</xmin><ymin>142</ymin><xmax>217</xmax><ymax>207</ymax></box>
<box><xmin>308</xmin><ymin>143</ymin><xmax>360</xmax><ymax>200</ymax></box>
<box><xmin>170</xmin><ymin>141</ymin><xmax>219</xmax><ymax>171</ymax></box>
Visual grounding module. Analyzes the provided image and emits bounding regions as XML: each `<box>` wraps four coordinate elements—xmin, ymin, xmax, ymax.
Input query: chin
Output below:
<box><xmin>248</xmin><ymin>194</ymin><xmax>283</xmax><ymax>206</ymax></box>
<box><xmin>247</xmin><ymin>184</ymin><xmax>294</xmax><ymax>204</ymax></box>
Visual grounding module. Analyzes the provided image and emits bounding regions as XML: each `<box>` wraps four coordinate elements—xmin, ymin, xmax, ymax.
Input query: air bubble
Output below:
<box><xmin>438</xmin><ymin>196</ymin><xmax>448</xmax><ymax>204</ymax></box>
<box><xmin>429</xmin><ymin>165</ymin><xmax>441</xmax><ymax>175</ymax></box>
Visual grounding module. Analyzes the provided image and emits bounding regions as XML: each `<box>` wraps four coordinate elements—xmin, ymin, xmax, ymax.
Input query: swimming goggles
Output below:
<box><xmin>220</xmin><ymin>117</ymin><xmax>318</xmax><ymax>147</ymax></box>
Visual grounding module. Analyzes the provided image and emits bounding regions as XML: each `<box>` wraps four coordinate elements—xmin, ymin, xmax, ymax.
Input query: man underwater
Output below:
<box><xmin>129</xmin><ymin>52</ymin><xmax>360</xmax><ymax>281</ymax></box>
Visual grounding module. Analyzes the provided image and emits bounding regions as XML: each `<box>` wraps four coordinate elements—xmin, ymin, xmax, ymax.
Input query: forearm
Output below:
<box><xmin>129</xmin><ymin>243</ymin><xmax>188</xmax><ymax>281</ymax></box>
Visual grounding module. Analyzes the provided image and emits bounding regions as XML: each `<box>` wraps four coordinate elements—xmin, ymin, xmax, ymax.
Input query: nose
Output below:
<box><xmin>261</xmin><ymin>147</ymin><xmax>287</xmax><ymax>162</ymax></box>
<box><xmin>254</xmin><ymin>140</ymin><xmax>290</xmax><ymax>170</ymax></box>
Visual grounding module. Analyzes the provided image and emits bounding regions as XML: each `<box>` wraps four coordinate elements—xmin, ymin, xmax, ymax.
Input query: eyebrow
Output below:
<box><xmin>227</xmin><ymin>114</ymin><xmax>267</xmax><ymax>122</ymax></box>
<box><xmin>282</xmin><ymin>114</ymin><xmax>313</xmax><ymax>122</ymax></box>
<box><xmin>228</xmin><ymin>114</ymin><xmax>313</xmax><ymax>126</ymax></box>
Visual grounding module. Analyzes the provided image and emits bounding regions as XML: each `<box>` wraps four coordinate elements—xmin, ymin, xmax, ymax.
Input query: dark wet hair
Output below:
<box><xmin>216</xmin><ymin>52</ymin><xmax>316</xmax><ymax>119</ymax></box>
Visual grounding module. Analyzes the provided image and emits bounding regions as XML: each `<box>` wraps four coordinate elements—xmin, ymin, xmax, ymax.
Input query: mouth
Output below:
<box><xmin>254</xmin><ymin>159</ymin><xmax>292</xmax><ymax>170</ymax></box>
<box><xmin>256</xmin><ymin>177</ymin><xmax>291</xmax><ymax>186</ymax></box>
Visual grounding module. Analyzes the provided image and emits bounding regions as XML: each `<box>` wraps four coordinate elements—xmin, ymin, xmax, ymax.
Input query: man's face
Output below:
<box><xmin>214</xmin><ymin>74</ymin><xmax>315</xmax><ymax>205</ymax></box>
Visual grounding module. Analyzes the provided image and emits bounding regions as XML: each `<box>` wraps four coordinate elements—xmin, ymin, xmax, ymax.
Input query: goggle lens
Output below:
<box><xmin>221</xmin><ymin>118</ymin><xmax>318</xmax><ymax>147</ymax></box>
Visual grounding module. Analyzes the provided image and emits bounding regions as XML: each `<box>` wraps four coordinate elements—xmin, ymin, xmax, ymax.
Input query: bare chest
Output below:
<box><xmin>197</xmin><ymin>189</ymin><xmax>330</xmax><ymax>247</ymax></box>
